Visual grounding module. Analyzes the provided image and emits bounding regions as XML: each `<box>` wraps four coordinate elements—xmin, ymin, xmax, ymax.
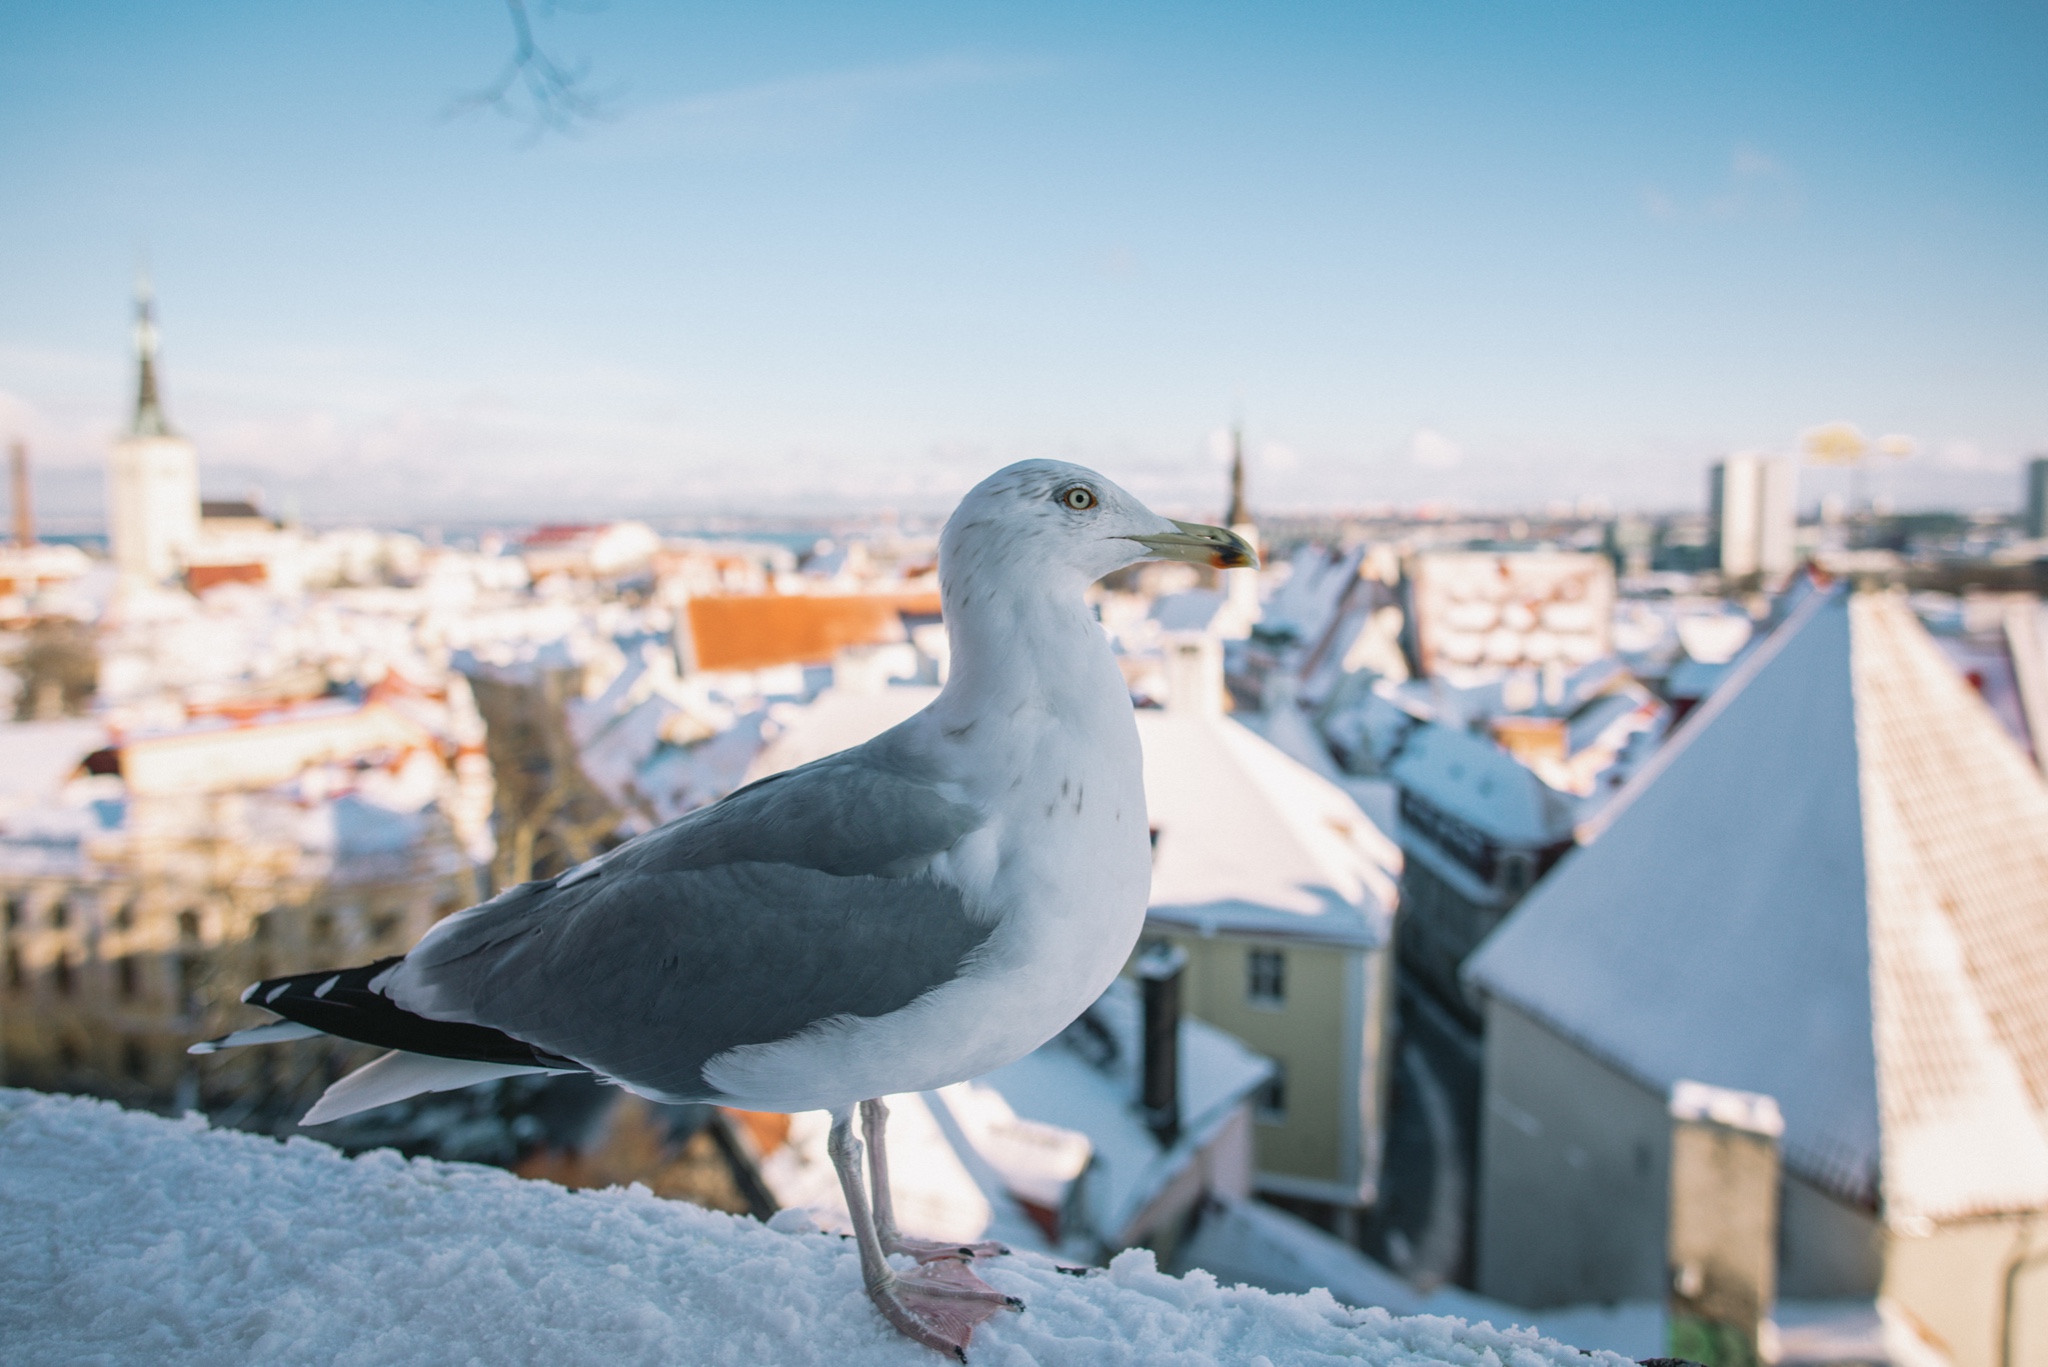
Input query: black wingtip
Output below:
<box><xmin>245</xmin><ymin>956</ymin><xmax>575</xmax><ymax>1071</ymax></box>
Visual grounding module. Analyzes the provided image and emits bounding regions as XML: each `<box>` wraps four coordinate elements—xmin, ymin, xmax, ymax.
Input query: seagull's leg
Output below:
<box><xmin>828</xmin><ymin>1105</ymin><xmax>1020</xmax><ymax>1361</ymax></box>
<box><xmin>861</xmin><ymin>1097</ymin><xmax>1009</xmax><ymax>1263</ymax></box>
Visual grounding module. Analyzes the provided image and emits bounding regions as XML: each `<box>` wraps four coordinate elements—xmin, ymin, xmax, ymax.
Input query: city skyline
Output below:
<box><xmin>1</xmin><ymin>1</ymin><xmax>2044</xmax><ymax>525</ymax></box>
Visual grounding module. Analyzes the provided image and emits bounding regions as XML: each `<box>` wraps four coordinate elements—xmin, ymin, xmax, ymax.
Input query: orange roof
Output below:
<box><xmin>685</xmin><ymin>592</ymin><xmax>940</xmax><ymax>673</ymax></box>
<box><xmin>185</xmin><ymin>562</ymin><xmax>267</xmax><ymax>593</ymax></box>
<box><xmin>524</xmin><ymin>523</ymin><xmax>600</xmax><ymax>547</ymax></box>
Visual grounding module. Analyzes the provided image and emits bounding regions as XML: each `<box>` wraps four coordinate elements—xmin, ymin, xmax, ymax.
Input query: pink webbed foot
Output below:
<box><xmin>886</xmin><ymin>1233</ymin><xmax>1012</xmax><ymax>1264</ymax></box>
<box><xmin>868</xmin><ymin>1258</ymin><xmax>1023</xmax><ymax>1361</ymax></box>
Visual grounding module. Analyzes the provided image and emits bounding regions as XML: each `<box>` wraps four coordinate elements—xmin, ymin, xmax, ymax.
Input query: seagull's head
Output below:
<box><xmin>941</xmin><ymin>459</ymin><xmax>1258</xmax><ymax>593</ymax></box>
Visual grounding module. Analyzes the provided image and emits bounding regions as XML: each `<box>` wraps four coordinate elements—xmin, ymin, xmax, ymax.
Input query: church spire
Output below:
<box><xmin>130</xmin><ymin>269</ymin><xmax>173</xmax><ymax>438</ymax></box>
<box><xmin>1224</xmin><ymin>422</ymin><xmax>1249</xmax><ymax>529</ymax></box>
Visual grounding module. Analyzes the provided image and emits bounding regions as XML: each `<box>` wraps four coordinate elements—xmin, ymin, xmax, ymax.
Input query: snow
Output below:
<box><xmin>1139</xmin><ymin>711</ymin><xmax>1399</xmax><ymax>948</ymax></box>
<box><xmin>2</xmin><ymin>1088</ymin><xmax>1639</xmax><ymax>1367</ymax></box>
<box><xmin>0</xmin><ymin>717</ymin><xmax>108</xmax><ymax>815</ymax></box>
<box><xmin>976</xmin><ymin>979</ymin><xmax>1275</xmax><ymax>1248</ymax></box>
<box><xmin>1468</xmin><ymin>588</ymin><xmax>2048</xmax><ymax>1219</ymax></box>
<box><xmin>1465</xmin><ymin>590</ymin><xmax>1884</xmax><ymax>1203</ymax></box>
<box><xmin>728</xmin><ymin>979</ymin><xmax>1272</xmax><ymax>1261</ymax></box>
<box><xmin>1386</xmin><ymin>725</ymin><xmax>1576</xmax><ymax>848</ymax></box>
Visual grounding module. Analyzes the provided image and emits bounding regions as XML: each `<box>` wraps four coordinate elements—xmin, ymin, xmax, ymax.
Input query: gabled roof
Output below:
<box><xmin>1389</xmin><ymin>722</ymin><xmax>1578</xmax><ymax>848</ymax></box>
<box><xmin>684</xmin><ymin>593</ymin><xmax>937</xmax><ymax>673</ymax></box>
<box><xmin>1139</xmin><ymin>710</ymin><xmax>1399</xmax><ymax>948</ymax></box>
<box><xmin>1466</xmin><ymin>588</ymin><xmax>2048</xmax><ymax>1222</ymax></box>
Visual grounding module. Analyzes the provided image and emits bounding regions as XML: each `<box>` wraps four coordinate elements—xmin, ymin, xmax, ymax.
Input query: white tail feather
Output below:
<box><xmin>300</xmin><ymin>1050</ymin><xmax>559</xmax><ymax>1126</ymax></box>
<box><xmin>186</xmin><ymin>1020</ymin><xmax>323</xmax><ymax>1055</ymax></box>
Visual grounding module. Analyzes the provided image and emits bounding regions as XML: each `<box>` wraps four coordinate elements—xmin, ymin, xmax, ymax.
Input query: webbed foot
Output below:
<box><xmin>867</xmin><ymin>1258</ymin><xmax>1022</xmax><ymax>1360</ymax></box>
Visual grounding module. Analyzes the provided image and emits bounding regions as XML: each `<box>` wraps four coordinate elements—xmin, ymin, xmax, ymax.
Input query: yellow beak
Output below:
<box><xmin>1126</xmin><ymin>520</ymin><xmax>1259</xmax><ymax>570</ymax></box>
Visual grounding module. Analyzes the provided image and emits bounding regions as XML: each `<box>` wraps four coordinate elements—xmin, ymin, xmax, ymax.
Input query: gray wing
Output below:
<box><xmin>392</xmin><ymin>739</ymin><xmax>991</xmax><ymax>1101</ymax></box>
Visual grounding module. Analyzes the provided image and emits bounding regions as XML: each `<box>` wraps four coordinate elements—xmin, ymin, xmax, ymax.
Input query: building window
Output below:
<box><xmin>3</xmin><ymin>895</ymin><xmax>19</xmax><ymax>928</ymax></box>
<box><xmin>177</xmin><ymin>910</ymin><xmax>201</xmax><ymax>943</ymax></box>
<box><xmin>1254</xmin><ymin>1062</ymin><xmax>1288</xmax><ymax>1123</ymax></box>
<box><xmin>1500</xmin><ymin>852</ymin><xmax>1534</xmax><ymax>897</ymax></box>
<box><xmin>123</xmin><ymin>1040</ymin><xmax>149</xmax><ymax>1082</ymax></box>
<box><xmin>50</xmin><ymin>900</ymin><xmax>69</xmax><ymax>930</ymax></box>
<box><xmin>53</xmin><ymin>953</ymin><xmax>74</xmax><ymax>996</ymax></box>
<box><xmin>112</xmin><ymin>901</ymin><xmax>134</xmax><ymax>932</ymax></box>
<box><xmin>1247</xmin><ymin>948</ymin><xmax>1286</xmax><ymax>1007</ymax></box>
<box><xmin>5</xmin><ymin>947</ymin><xmax>21</xmax><ymax>991</ymax></box>
<box><xmin>176</xmin><ymin>954</ymin><xmax>204</xmax><ymax>1016</ymax></box>
<box><xmin>116</xmin><ymin>955</ymin><xmax>139</xmax><ymax>1000</ymax></box>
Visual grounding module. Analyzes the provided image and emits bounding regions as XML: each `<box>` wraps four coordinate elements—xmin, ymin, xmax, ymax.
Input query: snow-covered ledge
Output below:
<box><xmin>0</xmin><ymin>1090</ymin><xmax>1630</xmax><ymax>1366</ymax></box>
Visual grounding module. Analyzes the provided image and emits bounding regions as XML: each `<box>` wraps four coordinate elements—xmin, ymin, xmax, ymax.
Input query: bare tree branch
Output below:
<box><xmin>449</xmin><ymin>0</ymin><xmax>615</xmax><ymax>141</ymax></box>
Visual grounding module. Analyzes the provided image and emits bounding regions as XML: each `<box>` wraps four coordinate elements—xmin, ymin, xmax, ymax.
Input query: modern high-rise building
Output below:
<box><xmin>1708</xmin><ymin>454</ymin><xmax>1796</xmax><ymax>580</ymax></box>
<box><xmin>2025</xmin><ymin>456</ymin><xmax>2048</xmax><ymax>540</ymax></box>
<box><xmin>107</xmin><ymin>275</ymin><xmax>199</xmax><ymax>584</ymax></box>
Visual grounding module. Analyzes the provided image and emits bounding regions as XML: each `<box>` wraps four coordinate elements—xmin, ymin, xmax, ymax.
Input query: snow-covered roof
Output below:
<box><xmin>1258</xmin><ymin>545</ymin><xmax>1363</xmax><ymax>649</ymax></box>
<box><xmin>0</xmin><ymin>1087</ymin><xmax>1633</xmax><ymax>1367</ymax></box>
<box><xmin>979</xmin><ymin>978</ymin><xmax>1274</xmax><ymax>1246</ymax></box>
<box><xmin>1139</xmin><ymin>710</ymin><xmax>1399</xmax><ymax>948</ymax></box>
<box><xmin>1388</xmin><ymin>723</ymin><xmax>1577</xmax><ymax>848</ymax></box>
<box><xmin>0</xmin><ymin>719</ymin><xmax>107</xmax><ymax>816</ymax></box>
<box><xmin>1149</xmin><ymin>588</ymin><xmax>1230</xmax><ymax>634</ymax></box>
<box><xmin>745</xmin><ymin>979</ymin><xmax>1274</xmax><ymax>1258</ymax></box>
<box><xmin>1466</xmin><ymin>588</ymin><xmax>2048</xmax><ymax>1222</ymax></box>
<box><xmin>743</xmin><ymin>684</ymin><xmax>938</xmax><ymax>780</ymax></box>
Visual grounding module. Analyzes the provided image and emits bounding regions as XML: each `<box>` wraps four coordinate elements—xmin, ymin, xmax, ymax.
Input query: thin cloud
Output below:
<box><xmin>1639</xmin><ymin>186</ymin><xmax>1680</xmax><ymax>221</ymax></box>
<box><xmin>1934</xmin><ymin>438</ymin><xmax>2005</xmax><ymax>472</ymax></box>
<box><xmin>1407</xmin><ymin>428</ymin><xmax>1462</xmax><ymax>469</ymax></box>
<box><xmin>1706</xmin><ymin>143</ymin><xmax>1800</xmax><ymax>219</ymax></box>
<box><xmin>1641</xmin><ymin>143</ymin><xmax>1801</xmax><ymax>223</ymax></box>
<box><xmin>590</xmin><ymin>55</ymin><xmax>1049</xmax><ymax>160</ymax></box>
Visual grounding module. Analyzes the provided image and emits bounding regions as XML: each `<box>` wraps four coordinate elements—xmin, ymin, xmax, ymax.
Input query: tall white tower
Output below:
<box><xmin>1709</xmin><ymin>454</ymin><xmax>1796</xmax><ymax>581</ymax></box>
<box><xmin>108</xmin><ymin>273</ymin><xmax>199</xmax><ymax>583</ymax></box>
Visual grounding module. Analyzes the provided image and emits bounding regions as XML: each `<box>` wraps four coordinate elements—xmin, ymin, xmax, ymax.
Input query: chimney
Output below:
<box><xmin>8</xmin><ymin>440</ymin><xmax>29</xmax><ymax>548</ymax></box>
<box><xmin>1163</xmin><ymin>633</ymin><xmax>1226</xmax><ymax>715</ymax></box>
<box><xmin>1667</xmin><ymin>1080</ymin><xmax>1783</xmax><ymax>1367</ymax></box>
<box><xmin>1135</xmin><ymin>941</ymin><xmax>1187</xmax><ymax>1147</ymax></box>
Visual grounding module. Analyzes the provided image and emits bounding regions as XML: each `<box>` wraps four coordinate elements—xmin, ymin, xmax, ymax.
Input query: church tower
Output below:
<box><xmin>1224</xmin><ymin>422</ymin><xmax>1250</xmax><ymax>532</ymax></box>
<box><xmin>1222</xmin><ymin>423</ymin><xmax>1260</xmax><ymax>631</ymax></box>
<box><xmin>108</xmin><ymin>272</ymin><xmax>199</xmax><ymax>583</ymax></box>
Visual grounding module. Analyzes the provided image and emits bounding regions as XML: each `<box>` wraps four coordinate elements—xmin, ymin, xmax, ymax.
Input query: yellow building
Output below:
<box><xmin>1132</xmin><ymin>703</ymin><xmax>1400</xmax><ymax>1225</ymax></box>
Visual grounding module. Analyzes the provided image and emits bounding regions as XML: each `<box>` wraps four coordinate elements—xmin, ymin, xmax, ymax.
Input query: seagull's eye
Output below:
<box><xmin>1059</xmin><ymin>486</ymin><xmax>1098</xmax><ymax>512</ymax></box>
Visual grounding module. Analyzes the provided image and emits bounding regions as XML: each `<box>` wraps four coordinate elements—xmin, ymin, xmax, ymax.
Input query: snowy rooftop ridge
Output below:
<box><xmin>1467</xmin><ymin>587</ymin><xmax>2048</xmax><ymax>1222</ymax></box>
<box><xmin>0</xmin><ymin>1088</ymin><xmax>1632</xmax><ymax>1367</ymax></box>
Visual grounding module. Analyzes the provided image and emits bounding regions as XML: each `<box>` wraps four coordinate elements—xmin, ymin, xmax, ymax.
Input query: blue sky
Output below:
<box><xmin>1</xmin><ymin>1</ymin><xmax>2044</xmax><ymax>525</ymax></box>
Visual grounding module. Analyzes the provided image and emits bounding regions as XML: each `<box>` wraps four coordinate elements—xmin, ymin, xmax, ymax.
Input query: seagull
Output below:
<box><xmin>192</xmin><ymin>459</ymin><xmax>1254</xmax><ymax>1359</ymax></box>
